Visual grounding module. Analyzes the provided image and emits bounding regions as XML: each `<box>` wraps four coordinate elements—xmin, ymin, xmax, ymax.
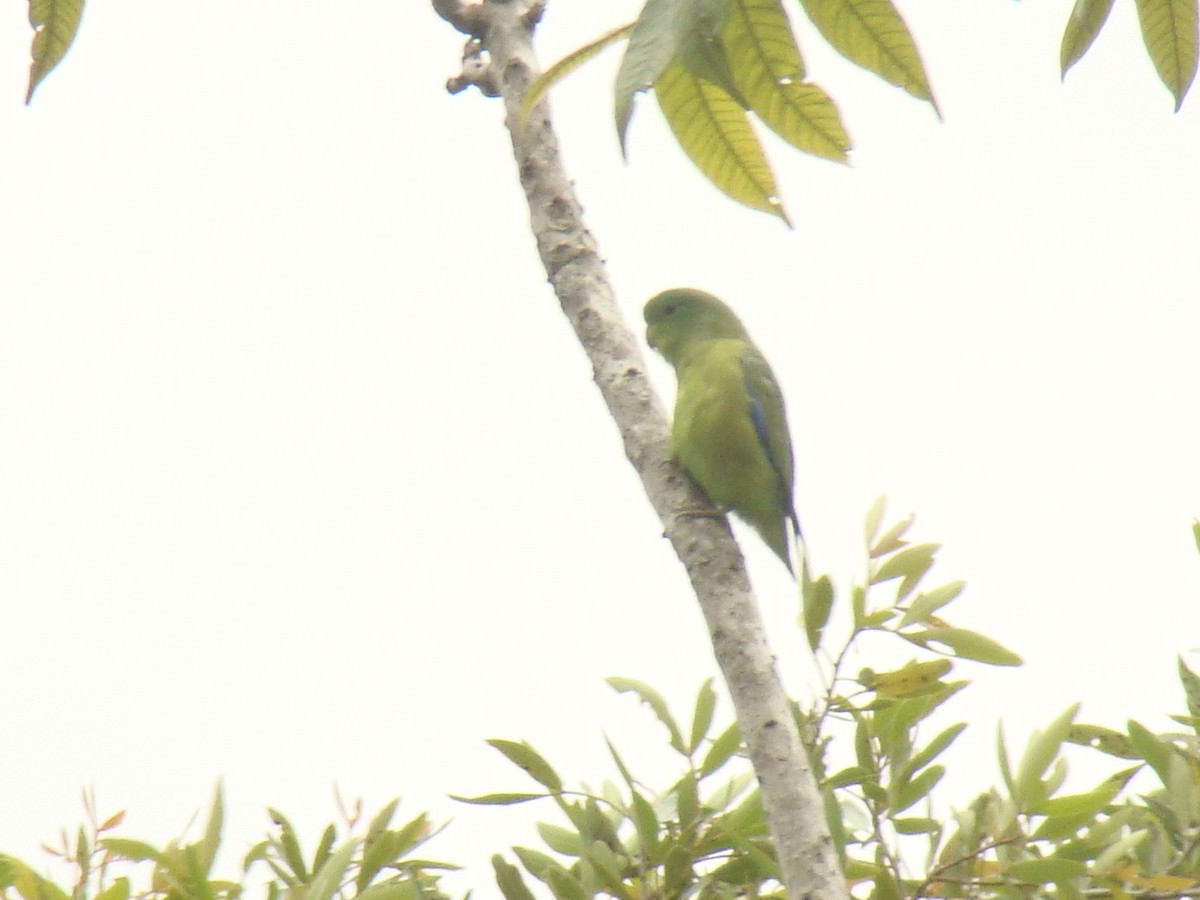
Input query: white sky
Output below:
<box><xmin>2</xmin><ymin>0</ymin><xmax>1198</xmax><ymax>895</ymax></box>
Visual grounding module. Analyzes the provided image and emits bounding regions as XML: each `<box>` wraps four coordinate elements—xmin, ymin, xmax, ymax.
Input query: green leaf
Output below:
<box><xmin>8</xmin><ymin>861</ymin><xmax>70</xmax><ymax>900</ymax></box>
<box><xmin>536</xmin><ymin>824</ymin><xmax>583</xmax><ymax>857</ymax></box>
<box><xmin>545</xmin><ymin>866</ymin><xmax>587</xmax><ymax>900</ymax></box>
<box><xmin>863</xmin><ymin>496</ymin><xmax>888</xmax><ymax>545</ymax></box>
<box><xmin>850</xmin><ymin>583</ymin><xmax>867</xmax><ymax>627</ymax></box>
<box><xmin>689</xmin><ymin>678</ymin><xmax>717</xmax><ymax>754</ymax></box>
<box><xmin>1067</xmin><ymin>723</ymin><xmax>1139</xmax><ymax>758</ymax></box>
<box><xmin>616</xmin><ymin>0</ymin><xmax>678</xmax><ymax>153</ymax></box>
<box><xmin>1061</xmin><ymin>0</ymin><xmax>1117</xmax><ymax>76</ymax></box>
<box><xmin>487</xmin><ymin>740</ymin><xmax>564</xmax><ymax>792</ymax></box>
<box><xmin>654</xmin><ymin>56</ymin><xmax>790</xmax><ymax>223</ymax></box>
<box><xmin>1015</xmin><ymin>704</ymin><xmax>1079</xmax><ymax>808</ymax></box>
<box><xmin>1005</xmin><ymin>857</ymin><xmax>1087</xmax><ymax>883</ymax></box>
<box><xmin>522</xmin><ymin>23</ymin><xmax>635</xmax><ymax>131</ymax></box>
<box><xmin>823</xmin><ymin>765</ymin><xmax>873</xmax><ymax>789</ymax></box>
<box><xmin>583</xmin><ymin>841</ymin><xmax>629</xmax><ymax>898</ymax></box>
<box><xmin>1092</xmin><ymin>828</ymin><xmax>1149</xmax><ymax>873</ymax></box>
<box><xmin>268</xmin><ymin>808</ymin><xmax>307</xmax><ymax>879</ymax></box>
<box><xmin>902</xmin><ymin>723</ymin><xmax>966</xmax><ymax>778</ymax></box>
<box><xmin>26</xmin><ymin>0</ymin><xmax>85</xmax><ymax>104</ymax></box>
<box><xmin>997</xmin><ymin>723</ymin><xmax>1015</xmax><ymax>798</ymax></box>
<box><xmin>364</xmin><ymin>799</ymin><xmax>399</xmax><ymax>843</ymax></box>
<box><xmin>801</xmin><ymin>572</ymin><xmax>835</xmax><ymax>651</ymax></box>
<box><xmin>94</xmin><ymin>878</ymin><xmax>129</xmax><ymax>900</ymax></box>
<box><xmin>869</xmin><ymin>513</ymin><xmax>912</xmax><ymax>558</ymax></box>
<box><xmin>1193</xmin><ymin>518</ymin><xmax>1200</xmax><ymax>554</ymax></box>
<box><xmin>512</xmin><ymin>846</ymin><xmax>571</xmax><ymax>883</ymax></box>
<box><xmin>358</xmin><ymin>813</ymin><xmax>431</xmax><ymax>892</ymax></box>
<box><xmin>795</xmin><ymin>0</ymin><xmax>938</xmax><ymax>113</ymax></box>
<box><xmin>701</xmin><ymin>722</ymin><xmax>742</xmax><ymax>775</ymax></box>
<box><xmin>675</xmin><ymin>769</ymin><xmax>700</xmax><ymax>828</ymax></box>
<box><xmin>871</xmin><ymin>542</ymin><xmax>938</xmax><ymax>588</ymax></box>
<box><xmin>1128</xmin><ymin>719</ymin><xmax>1173</xmax><ymax>785</ymax></box>
<box><xmin>1028</xmin><ymin>789</ymin><xmax>1115</xmax><ymax>818</ymax></box>
<box><xmin>608</xmin><ymin>677</ymin><xmax>687</xmax><ymax>754</ymax></box>
<box><xmin>354</xmin><ymin>884</ymin><xmax>419</xmax><ymax>900</ymax></box>
<box><xmin>899</xmin><ymin>580</ymin><xmax>965</xmax><ymax>627</ymax></box>
<box><xmin>1179</xmin><ymin>656</ymin><xmax>1200</xmax><ymax>719</ymax></box>
<box><xmin>724</xmin><ymin>0</ymin><xmax>851</xmax><ymax>162</ymax></box>
<box><xmin>100</xmin><ymin>838</ymin><xmax>160</xmax><ymax>862</ymax></box>
<box><xmin>311</xmin><ymin>825</ymin><xmax>336</xmax><ymax>874</ymax></box>
<box><xmin>492</xmin><ymin>855</ymin><xmax>537</xmax><ymax>900</ymax></box>
<box><xmin>902</xmin><ymin>627</ymin><xmax>1023</xmax><ymax>666</ymax></box>
<box><xmin>1134</xmin><ymin>0</ymin><xmax>1198</xmax><ymax>110</ymax></box>
<box><xmin>451</xmin><ymin>792</ymin><xmax>546</xmax><ymax>806</ymax></box>
<box><xmin>196</xmin><ymin>782</ymin><xmax>223</xmax><ymax>876</ymax></box>
<box><xmin>629</xmin><ymin>790</ymin><xmax>660</xmax><ymax>858</ymax></box>
<box><xmin>892</xmin><ymin>817</ymin><xmax>939</xmax><ymax>835</ymax></box>
<box><xmin>304</xmin><ymin>839</ymin><xmax>357</xmax><ymax>900</ymax></box>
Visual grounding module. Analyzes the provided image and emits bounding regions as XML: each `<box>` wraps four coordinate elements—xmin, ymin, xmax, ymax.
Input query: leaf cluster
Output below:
<box><xmin>0</xmin><ymin>788</ymin><xmax>455</xmax><ymax>900</ymax></box>
<box><xmin>526</xmin><ymin>0</ymin><xmax>1198</xmax><ymax>221</ymax></box>
<box><xmin>468</xmin><ymin>504</ymin><xmax>1200</xmax><ymax>899</ymax></box>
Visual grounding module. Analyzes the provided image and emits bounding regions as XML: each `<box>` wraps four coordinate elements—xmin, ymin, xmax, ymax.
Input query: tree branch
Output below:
<box><xmin>434</xmin><ymin>2</ymin><xmax>848</xmax><ymax>898</ymax></box>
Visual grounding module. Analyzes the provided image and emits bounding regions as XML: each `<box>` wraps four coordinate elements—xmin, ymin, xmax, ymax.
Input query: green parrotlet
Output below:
<box><xmin>644</xmin><ymin>288</ymin><xmax>801</xmax><ymax>573</ymax></box>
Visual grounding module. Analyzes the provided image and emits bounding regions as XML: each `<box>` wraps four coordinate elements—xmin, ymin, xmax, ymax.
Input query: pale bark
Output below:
<box><xmin>432</xmin><ymin>3</ymin><xmax>848</xmax><ymax>898</ymax></box>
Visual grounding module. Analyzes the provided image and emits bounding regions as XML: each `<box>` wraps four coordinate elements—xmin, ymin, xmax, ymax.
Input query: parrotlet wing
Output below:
<box><xmin>739</xmin><ymin>347</ymin><xmax>801</xmax><ymax>540</ymax></box>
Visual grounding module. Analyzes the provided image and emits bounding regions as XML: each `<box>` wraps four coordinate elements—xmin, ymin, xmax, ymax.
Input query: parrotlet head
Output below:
<box><xmin>644</xmin><ymin>288</ymin><xmax>750</xmax><ymax>364</ymax></box>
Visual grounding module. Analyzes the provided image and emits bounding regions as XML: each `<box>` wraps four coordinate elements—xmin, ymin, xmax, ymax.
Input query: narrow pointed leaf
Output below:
<box><xmin>701</xmin><ymin>722</ymin><xmax>742</xmax><ymax>775</ymax></box>
<box><xmin>795</xmin><ymin>0</ymin><xmax>938</xmax><ymax>112</ymax></box>
<box><xmin>95</xmin><ymin>879</ymin><xmax>129</xmax><ymax>900</ymax></box>
<box><xmin>1179</xmin><ymin>656</ymin><xmax>1200</xmax><ymax>719</ymax></box>
<box><xmin>1006</xmin><ymin>857</ymin><xmax>1087</xmax><ymax>883</ymax></box>
<box><xmin>871</xmin><ymin>542</ymin><xmax>938</xmax><ymax>585</ymax></box>
<box><xmin>487</xmin><ymin>740</ymin><xmax>564</xmax><ymax>792</ymax></box>
<box><xmin>1127</xmin><ymin>719</ymin><xmax>1173</xmax><ymax>785</ymax></box>
<box><xmin>1067</xmin><ymin>723</ymin><xmax>1139</xmax><ymax>758</ymax></box>
<box><xmin>863</xmin><ymin>496</ymin><xmax>887</xmax><ymax>544</ymax></box>
<box><xmin>522</xmin><ymin>23</ymin><xmax>635</xmax><ymax>131</ymax></box>
<box><xmin>306</xmin><ymin>840</ymin><xmax>358</xmax><ymax>900</ymax></box>
<box><xmin>900</xmin><ymin>580</ymin><xmax>965</xmax><ymax>627</ymax></box>
<box><xmin>99</xmin><ymin>839</ymin><xmax>160</xmax><ymax>862</ymax></box>
<box><xmin>902</xmin><ymin>627</ymin><xmax>1023</xmax><ymax>666</ymax></box>
<box><xmin>689</xmin><ymin>678</ymin><xmax>717</xmax><ymax>753</ymax></box>
<box><xmin>196</xmin><ymin>783</ymin><xmax>223</xmax><ymax>876</ymax></box>
<box><xmin>1015</xmin><ymin>704</ymin><xmax>1079</xmax><ymax>807</ymax></box>
<box><xmin>725</xmin><ymin>0</ymin><xmax>851</xmax><ymax>161</ymax></box>
<box><xmin>1061</xmin><ymin>0</ymin><xmax>1117</xmax><ymax>75</ymax></box>
<box><xmin>870</xmin><ymin>513</ymin><xmax>913</xmax><ymax>557</ymax></box>
<box><xmin>608</xmin><ymin>677</ymin><xmax>687</xmax><ymax>753</ymax></box>
<box><xmin>801</xmin><ymin>572</ymin><xmax>834</xmax><ymax>651</ymax></box>
<box><xmin>26</xmin><ymin>0</ymin><xmax>85</xmax><ymax>104</ymax></box>
<box><xmin>537</xmin><ymin>823</ymin><xmax>583</xmax><ymax>857</ymax></box>
<box><xmin>492</xmin><ymin>855</ymin><xmax>537</xmax><ymax>900</ymax></box>
<box><xmin>451</xmin><ymin>791</ymin><xmax>545</xmax><ymax>806</ymax></box>
<box><xmin>1134</xmin><ymin>0</ymin><xmax>1198</xmax><ymax>109</ymax></box>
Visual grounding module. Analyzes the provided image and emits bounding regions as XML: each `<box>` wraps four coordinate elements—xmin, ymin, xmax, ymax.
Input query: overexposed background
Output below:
<box><xmin>2</xmin><ymin>1</ymin><xmax>1198</xmax><ymax>894</ymax></box>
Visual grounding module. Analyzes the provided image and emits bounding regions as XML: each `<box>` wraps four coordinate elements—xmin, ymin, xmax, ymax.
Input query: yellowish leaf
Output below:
<box><xmin>655</xmin><ymin>56</ymin><xmax>790</xmax><ymax>223</ymax></box>
<box><xmin>27</xmin><ymin>0</ymin><xmax>85</xmax><ymax>104</ymax></box>
<box><xmin>796</xmin><ymin>0</ymin><xmax>938</xmax><ymax>114</ymax></box>
<box><xmin>724</xmin><ymin>0</ymin><xmax>851</xmax><ymax>162</ymax></box>
<box><xmin>1134</xmin><ymin>0</ymin><xmax>1199</xmax><ymax>109</ymax></box>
